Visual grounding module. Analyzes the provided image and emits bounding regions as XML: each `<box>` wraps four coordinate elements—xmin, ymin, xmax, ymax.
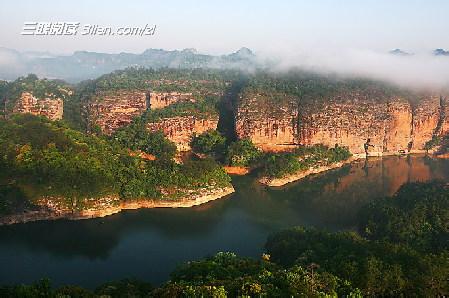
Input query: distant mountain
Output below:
<box><xmin>433</xmin><ymin>48</ymin><xmax>449</xmax><ymax>56</ymax></box>
<box><xmin>389</xmin><ymin>49</ymin><xmax>413</xmax><ymax>56</ymax></box>
<box><xmin>228</xmin><ymin>47</ymin><xmax>255</xmax><ymax>59</ymax></box>
<box><xmin>0</xmin><ymin>47</ymin><xmax>260</xmax><ymax>83</ymax></box>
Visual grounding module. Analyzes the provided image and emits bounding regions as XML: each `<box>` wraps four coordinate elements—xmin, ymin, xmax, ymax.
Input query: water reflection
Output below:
<box><xmin>0</xmin><ymin>156</ymin><xmax>447</xmax><ymax>287</ymax></box>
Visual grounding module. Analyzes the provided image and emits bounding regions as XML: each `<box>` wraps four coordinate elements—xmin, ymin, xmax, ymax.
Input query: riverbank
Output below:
<box><xmin>258</xmin><ymin>150</ymin><xmax>446</xmax><ymax>187</ymax></box>
<box><xmin>259</xmin><ymin>157</ymin><xmax>357</xmax><ymax>187</ymax></box>
<box><xmin>0</xmin><ymin>186</ymin><xmax>235</xmax><ymax>226</ymax></box>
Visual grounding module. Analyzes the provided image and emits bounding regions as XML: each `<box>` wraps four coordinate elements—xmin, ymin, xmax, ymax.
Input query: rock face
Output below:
<box><xmin>87</xmin><ymin>90</ymin><xmax>197</xmax><ymax>134</ymax></box>
<box><xmin>149</xmin><ymin>92</ymin><xmax>195</xmax><ymax>109</ymax></box>
<box><xmin>82</xmin><ymin>77</ymin><xmax>449</xmax><ymax>155</ymax></box>
<box><xmin>439</xmin><ymin>95</ymin><xmax>449</xmax><ymax>134</ymax></box>
<box><xmin>411</xmin><ymin>95</ymin><xmax>441</xmax><ymax>151</ymax></box>
<box><xmin>235</xmin><ymin>94</ymin><xmax>299</xmax><ymax>152</ymax></box>
<box><xmin>83</xmin><ymin>86</ymin><xmax>219</xmax><ymax>149</ymax></box>
<box><xmin>147</xmin><ymin>116</ymin><xmax>219</xmax><ymax>151</ymax></box>
<box><xmin>86</xmin><ymin>90</ymin><xmax>148</xmax><ymax>134</ymax></box>
<box><xmin>236</xmin><ymin>92</ymin><xmax>449</xmax><ymax>155</ymax></box>
<box><xmin>298</xmin><ymin>98</ymin><xmax>413</xmax><ymax>155</ymax></box>
<box><xmin>13</xmin><ymin>92</ymin><xmax>63</xmax><ymax>120</ymax></box>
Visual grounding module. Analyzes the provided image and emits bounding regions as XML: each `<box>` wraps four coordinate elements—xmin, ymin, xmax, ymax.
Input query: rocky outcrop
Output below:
<box><xmin>147</xmin><ymin>116</ymin><xmax>219</xmax><ymax>151</ymax></box>
<box><xmin>13</xmin><ymin>92</ymin><xmax>63</xmax><ymax>120</ymax></box>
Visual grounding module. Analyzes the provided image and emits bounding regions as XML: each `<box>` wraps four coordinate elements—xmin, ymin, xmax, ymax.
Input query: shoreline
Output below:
<box><xmin>0</xmin><ymin>186</ymin><xmax>235</xmax><ymax>226</ymax></box>
<box><xmin>259</xmin><ymin>157</ymin><xmax>357</xmax><ymax>187</ymax></box>
<box><xmin>258</xmin><ymin>151</ymin><xmax>445</xmax><ymax>187</ymax></box>
<box><xmin>1</xmin><ymin>152</ymin><xmax>445</xmax><ymax>225</ymax></box>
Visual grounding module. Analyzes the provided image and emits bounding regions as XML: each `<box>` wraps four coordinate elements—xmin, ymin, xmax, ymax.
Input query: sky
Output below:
<box><xmin>1</xmin><ymin>0</ymin><xmax>448</xmax><ymax>55</ymax></box>
<box><xmin>1</xmin><ymin>0</ymin><xmax>449</xmax><ymax>88</ymax></box>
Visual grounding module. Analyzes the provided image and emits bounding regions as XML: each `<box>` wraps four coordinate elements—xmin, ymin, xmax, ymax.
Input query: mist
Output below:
<box><xmin>1</xmin><ymin>45</ymin><xmax>449</xmax><ymax>91</ymax></box>
<box><xmin>260</xmin><ymin>48</ymin><xmax>449</xmax><ymax>90</ymax></box>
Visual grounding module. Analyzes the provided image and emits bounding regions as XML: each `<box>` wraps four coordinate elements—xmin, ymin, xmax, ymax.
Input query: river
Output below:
<box><xmin>0</xmin><ymin>156</ymin><xmax>448</xmax><ymax>288</ymax></box>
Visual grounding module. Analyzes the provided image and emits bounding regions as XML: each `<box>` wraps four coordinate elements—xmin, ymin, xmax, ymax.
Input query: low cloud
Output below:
<box><xmin>259</xmin><ymin>48</ymin><xmax>449</xmax><ymax>90</ymax></box>
<box><xmin>1</xmin><ymin>46</ymin><xmax>449</xmax><ymax>91</ymax></box>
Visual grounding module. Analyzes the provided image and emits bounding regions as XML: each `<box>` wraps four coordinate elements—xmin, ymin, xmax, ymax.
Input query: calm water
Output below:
<box><xmin>0</xmin><ymin>156</ymin><xmax>448</xmax><ymax>288</ymax></box>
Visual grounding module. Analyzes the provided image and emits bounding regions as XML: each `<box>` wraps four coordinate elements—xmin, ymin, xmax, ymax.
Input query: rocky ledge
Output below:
<box><xmin>223</xmin><ymin>166</ymin><xmax>250</xmax><ymax>175</ymax></box>
<box><xmin>0</xmin><ymin>186</ymin><xmax>235</xmax><ymax>226</ymax></box>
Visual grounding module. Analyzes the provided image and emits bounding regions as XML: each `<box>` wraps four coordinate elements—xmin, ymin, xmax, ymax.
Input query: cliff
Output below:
<box><xmin>82</xmin><ymin>88</ymin><xmax>219</xmax><ymax>149</ymax></box>
<box><xmin>411</xmin><ymin>95</ymin><xmax>442</xmax><ymax>151</ymax></box>
<box><xmin>235</xmin><ymin>92</ymin><xmax>299</xmax><ymax>152</ymax></box>
<box><xmin>86</xmin><ymin>90</ymin><xmax>147</xmax><ymax>134</ymax></box>
<box><xmin>85</xmin><ymin>90</ymin><xmax>199</xmax><ymax>134</ymax></box>
<box><xmin>75</xmin><ymin>70</ymin><xmax>449</xmax><ymax>156</ymax></box>
<box><xmin>149</xmin><ymin>91</ymin><xmax>195</xmax><ymax>109</ymax></box>
<box><xmin>147</xmin><ymin>116</ymin><xmax>219</xmax><ymax>151</ymax></box>
<box><xmin>236</xmin><ymin>88</ymin><xmax>449</xmax><ymax>155</ymax></box>
<box><xmin>13</xmin><ymin>92</ymin><xmax>64</xmax><ymax>121</ymax></box>
<box><xmin>298</xmin><ymin>97</ymin><xmax>413</xmax><ymax>155</ymax></box>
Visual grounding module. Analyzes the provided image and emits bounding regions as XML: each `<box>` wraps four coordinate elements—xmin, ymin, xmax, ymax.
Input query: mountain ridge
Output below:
<box><xmin>0</xmin><ymin>47</ymin><xmax>259</xmax><ymax>83</ymax></box>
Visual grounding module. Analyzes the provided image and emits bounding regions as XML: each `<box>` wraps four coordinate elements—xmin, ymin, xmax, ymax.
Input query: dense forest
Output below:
<box><xmin>266</xmin><ymin>182</ymin><xmax>449</xmax><ymax>296</ymax></box>
<box><xmin>96</xmin><ymin>68</ymin><xmax>234</xmax><ymax>90</ymax></box>
<box><xmin>0</xmin><ymin>114</ymin><xmax>231</xmax><ymax>214</ymax></box>
<box><xmin>241</xmin><ymin>70</ymin><xmax>420</xmax><ymax>105</ymax></box>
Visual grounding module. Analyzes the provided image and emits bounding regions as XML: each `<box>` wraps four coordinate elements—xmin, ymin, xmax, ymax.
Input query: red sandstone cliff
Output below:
<box><xmin>13</xmin><ymin>92</ymin><xmax>64</xmax><ymax>121</ymax></box>
<box><xmin>81</xmin><ymin>75</ymin><xmax>449</xmax><ymax>156</ymax></box>
<box><xmin>149</xmin><ymin>92</ymin><xmax>195</xmax><ymax>109</ymax></box>
<box><xmin>86</xmin><ymin>90</ymin><xmax>196</xmax><ymax>134</ymax></box>
<box><xmin>86</xmin><ymin>90</ymin><xmax>148</xmax><ymax>134</ymax></box>
<box><xmin>298</xmin><ymin>98</ymin><xmax>413</xmax><ymax>155</ymax></box>
<box><xmin>411</xmin><ymin>95</ymin><xmax>441</xmax><ymax>151</ymax></box>
<box><xmin>235</xmin><ymin>93</ymin><xmax>299</xmax><ymax>152</ymax></box>
<box><xmin>84</xmin><ymin>89</ymin><xmax>217</xmax><ymax>150</ymax></box>
<box><xmin>147</xmin><ymin>116</ymin><xmax>219</xmax><ymax>151</ymax></box>
<box><xmin>236</xmin><ymin>91</ymin><xmax>449</xmax><ymax>155</ymax></box>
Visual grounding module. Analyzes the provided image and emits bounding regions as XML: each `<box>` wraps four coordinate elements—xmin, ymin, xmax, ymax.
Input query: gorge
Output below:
<box><xmin>1</xmin><ymin>69</ymin><xmax>449</xmax><ymax>222</ymax></box>
<box><xmin>1</xmin><ymin>68</ymin><xmax>448</xmax><ymax>296</ymax></box>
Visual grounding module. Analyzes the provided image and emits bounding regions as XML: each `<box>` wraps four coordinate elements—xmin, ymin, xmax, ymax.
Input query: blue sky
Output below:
<box><xmin>0</xmin><ymin>0</ymin><xmax>448</xmax><ymax>55</ymax></box>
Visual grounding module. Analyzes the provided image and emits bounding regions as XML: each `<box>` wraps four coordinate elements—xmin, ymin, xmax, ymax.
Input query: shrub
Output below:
<box><xmin>113</xmin><ymin>122</ymin><xmax>176</xmax><ymax>160</ymax></box>
<box><xmin>262</xmin><ymin>153</ymin><xmax>305</xmax><ymax>178</ymax></box>
<box><xmin>262</xmin><ymin>145</ymin><xmax>351</xmax><ymax>178</ymax></box>
<box><xmin>225</xmin><ymin>139</ymin><xmax>262</xmax><ymax>167</ymax></box>
<box><xmin>191</xmin><ymin>130</ymin><xmax>226</xmax><ymax>156</ymax></box>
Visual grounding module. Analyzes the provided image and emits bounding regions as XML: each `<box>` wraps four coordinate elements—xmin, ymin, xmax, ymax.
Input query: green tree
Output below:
<box><xmin>191</xmin><ymin>130</ymin><xmax>226</xmax><ymax>157</ymax></box>
<box><xmin>225</xmin><ymin>139</ymin><xmax>261</xmax><ymax>167</ymax></box>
